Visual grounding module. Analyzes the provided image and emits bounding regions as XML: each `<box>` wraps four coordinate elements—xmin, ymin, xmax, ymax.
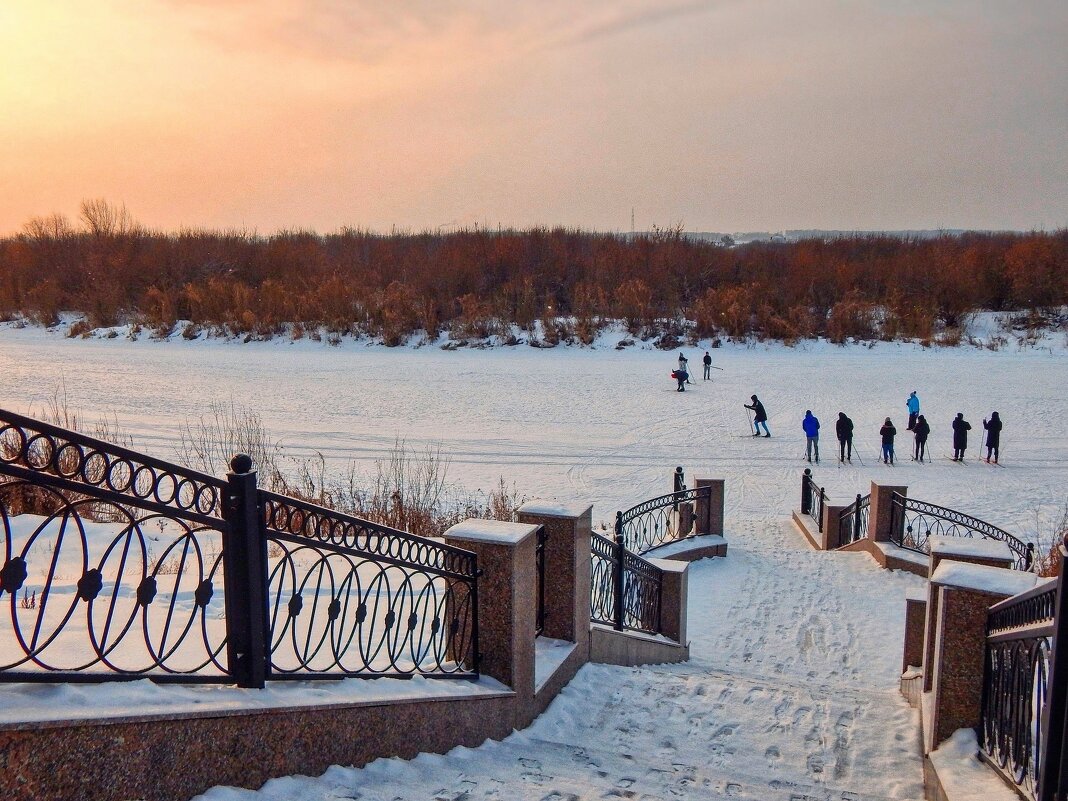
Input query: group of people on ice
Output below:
<box><xmin>797</xmin><ymin>392</ymin><xmax>1003</xmax><ymax>465</ymax></box>
<box><xmin>671</xmin><ymin>352</ymin><xmax>718</xmax><ymax>390</ymax></box>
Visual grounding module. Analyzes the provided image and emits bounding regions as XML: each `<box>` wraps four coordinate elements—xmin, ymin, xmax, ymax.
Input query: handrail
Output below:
<box><xmin>617</xmin><ymin>484</ymin><xmax>711</xmax><ymax>554</ymax></box>
<box><xmin>799</xmin><ymin>469</ymin><xmax>826</xmax><ymax>533</ymax></box>
<box><xmin>0</xmin><ymin>410</ymin><xmax>480</xmax><ymax>685</ymax></box>
<box><xmin>261</xmin><ymin>490</ymin><xmax>477</xmax><ymax>580</ymax></box>
<box><xmin>838</xmin><ymin>493</ymin><xmax>870</xmax><ymax>545</ymax></box>
<box><xmin>890</xmin><ymin>492</ymin><xmax>1034</xmax><ymax>571</ymax></box>
<box><xmin>0</xmin><ymin>406</ymin><xmax>225</xmax><ymax>523</ymax></box>
<box><xmin>980</xmin><ymin>576</ymin><xmax>1060</xmax><ymax>800</ymax></box>
<box><xmin>590</xmin><ymin>531</ymin><xmax>663</xmax><ymax>635</ymax></box>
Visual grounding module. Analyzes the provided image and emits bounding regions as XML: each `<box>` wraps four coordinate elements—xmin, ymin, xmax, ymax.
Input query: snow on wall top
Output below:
<box><xmin>929</xmin><ymin>728</ymin><xmax>1020</xmax><ymax>801</ymax></box>
<box><xmin>518</xmin><ymin>499</ymin><xmax>593</xmax><ymax>518</ymax></box>
<box><xmin>444</xmin><ymin>518</ymin><xmax>541</xmax><ymax>544</ymax></box>
<box><xmin>928</xmin><ymin>535</ymin><xmax>1014</xmax><ymax>561</ymax></box>
<box><xmin>930</xmin><ymin>561</ymin><xmax>1037</xmax><ymax>597</ymax></box>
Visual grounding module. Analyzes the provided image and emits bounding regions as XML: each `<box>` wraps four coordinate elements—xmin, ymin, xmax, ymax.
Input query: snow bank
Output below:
<box><xmin>930</xmin><ymin>561</ymin><xmax>1037</xmax><ymax>597</ymax></box>
<box><xmin>929</xmin><ymin>535</ymin><xmax>1014</xmax><ymax>561</ymax></box>
<box><xmin>929</xmin><ymin>728</ymin><xmax>1019</xmax><ymax>801</ymax></box>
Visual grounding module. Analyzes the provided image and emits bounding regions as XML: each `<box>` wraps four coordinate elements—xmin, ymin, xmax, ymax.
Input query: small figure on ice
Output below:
<box><xmin>951</xmin><ymin>412</ymin><xmax>972</xmax><ymax>461</ymax></box>
<box><xmin>913</xmin><ymin>415</ymin><xmax>931</xmax><ymax>462</ymax></box>
<box><xmin>677</xmin><ymin>353</ymin><xmax>693</xmax><ymax>384</ymax></box>
<box><xmin>880</xmin><ymin>418</ymin><xmax>897</xmax><ymax>464</ymax></box>
<box><xmin>703</xmin><ymin>351</ymin><xmax>712</xmax><ymax>380</ymax></box>
<box><xmin>835</xmin><ymin>412</ymin><xmax>854</xmax><ymax>463</ymax></box>
<box><xmin>983</xmin><ymin>412</ymin><xmax>1002</xmax><ymax>464</ymax></box>
<box><xmin>803</xmin><ymin>410</ymin><xmax>820</xmax><ymax>463</ymax></box>
<box><xmin>745</xmin><ymin>395</ymin><xmax>770</xmax><ymax>437</ymax></box>
<box><xmin>906</xmin><ymin>391</ymin><xmax>920</xmax><ymax>431</ymax></box>
<box><xmin>672</xmin><ymin>366</ymin><xmax>689</xmax><ymax>391</ymax></box>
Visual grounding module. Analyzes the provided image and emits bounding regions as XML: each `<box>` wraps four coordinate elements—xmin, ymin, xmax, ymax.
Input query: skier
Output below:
<box><xmin>983</xmin><ymin>412</ymin><xmax>1003</xmax><ymax>464</ymax></box>
<box><xmin>745</xmin><ymin>395</ymin><xmax>770</xmax><ymax>437</ymax></box>
<box><xmin>906</xmin><ymin>391</ymin><xmax>920</xmax><ymax>431</ymax></box>
<box><xmin>880</xmin><ymin>418</ymin><xmax>897</xmax><ymax>464</ymax></box>
<box><xmin>703</xmin><ymin>351</ymin><xmax>712</xmax><ymax>380</ymax></box>
<box><xmin>835</xmin><ymin>412</ymin><xmax>854</xmax><ymax>463</ymax></box>
<box><xmin>802</xmin><ymin>410</ymin><xmax>820</xmax><ymax>463</ymax></box>
<box><xmin>951</xmin><ymin>413</ymin><xmax>971</xmax><ymax>461</ymax></box>
<box><xmin>672</xmin><ymin>367</ymin><xmax>689</xmax><ymax>392</ymax></box>
<box><xmin>677</xmin><ymin>353</ymin><xmax>692</xmax><ymax>384</ymax></box>
<box><xmin>913</xmin><ymin>414</ymin><xmax>931</xmax><ymax>462</ymax></box>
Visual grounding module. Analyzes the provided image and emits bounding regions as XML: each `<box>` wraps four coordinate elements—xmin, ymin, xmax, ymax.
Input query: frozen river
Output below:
<box><xmin>1</xmin><ymin>325</ymin><xmax>1066</xmax><ymax>536</ymax></box>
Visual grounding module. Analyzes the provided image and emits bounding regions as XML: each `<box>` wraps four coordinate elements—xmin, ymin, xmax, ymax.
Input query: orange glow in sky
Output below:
<box><xmin>1</xmin><ymin>1</ymin><xmax>1066</xmax><ymax>234</ymax></box>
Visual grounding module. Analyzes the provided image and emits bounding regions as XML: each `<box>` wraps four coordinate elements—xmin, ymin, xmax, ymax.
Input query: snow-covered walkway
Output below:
<box><xmin>199</xmin><ymin>516</ymin><xmax>926</xmax><ymax>801</ymax></box>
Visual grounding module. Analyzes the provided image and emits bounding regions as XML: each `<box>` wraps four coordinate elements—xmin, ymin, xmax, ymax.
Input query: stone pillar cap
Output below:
<box><xmin>517</xmin><ymin>500</ymin><xmax>593</xmax><ymax>518</ymax></box>
<box><xmin>444</xmin><ymin>519</ymin><xmax>541</xmax><ymax>545</ymax></box>
<box><xmin>928</xmin><ymin>536</ymin><xmax>1013</xmax><ymax>560</ymax></box>
<box><xmin>930</xmin><ymin>561</ymin><xmax>1036</xmax><ymax>596</ymax></box>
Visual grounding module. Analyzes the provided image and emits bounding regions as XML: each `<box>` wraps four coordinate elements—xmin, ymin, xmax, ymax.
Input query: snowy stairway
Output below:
<box><xmin>348</xmin><ymin>734</ymin><xmax>920</xmax><ymax>801</ymax></box>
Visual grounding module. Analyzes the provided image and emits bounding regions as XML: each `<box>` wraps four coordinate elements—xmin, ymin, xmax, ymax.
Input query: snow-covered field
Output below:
<box><xmin>1</xmin><ymin>323</ymin><xmax>1065</xmax><ymax>800</ymax></box>
<box><xmin>2</xmin><ymin>322</ymin><xmax>1065</xmax><ymax>537</ymax></box>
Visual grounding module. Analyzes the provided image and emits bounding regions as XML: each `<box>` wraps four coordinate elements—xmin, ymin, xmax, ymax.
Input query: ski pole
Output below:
<box><xmin>745</xmin><ymin>406</ymin><xmax>754</xmax><ymax>434</ymax></box>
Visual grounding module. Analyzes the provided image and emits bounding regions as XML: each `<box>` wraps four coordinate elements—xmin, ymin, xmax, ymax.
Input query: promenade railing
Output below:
<box><xmin>617</xmin><ymin>482</ymin><xmax>712</xmax><ymax>554</ymax></box>
<box><xmin>889</xmin><ymin>492</ymin><xmax>1034</xmax><ymax>571</ymax></box>
<box><xmin>980</xmin><ymin>566</ymin><xmax>1068</xmax><ymax>801</ymax></box>
<box><xmin>838</xmin><ymin>493</ymin><xmax>871</xmax><ymax>545</ymax></box>
<box><xmin>590</xmin><ymin>531</ymin><xmax>662</xmax><ymax>635</ymax></box>
<box><xmin>799</xmin><ymin>468</ymin><xmax>826</xmax><ymax>533</ymax></box>
<box><xmin>0</xmin><ymin>408</ymin><xmax>479</xmax><ymax>687</ymax></box>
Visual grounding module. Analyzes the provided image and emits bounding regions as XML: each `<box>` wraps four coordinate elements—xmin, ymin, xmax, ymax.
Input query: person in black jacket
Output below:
<box><xmin>703</xmin><ymin>351</ymin><xmax>712</xmax><ymax>380</ymax></box>
<box><xmin>880</xmin><ymin>418</ymin><xmax>897</xmax><ymax>464</ymax></box>
<box><xmin>745</xmin><ymin>395</ymin><xmax>770</xmax><ymax>437</ymax></box>
<box><xmin>913</xmin><ymin>414</ymin><xmax>931</xmax><ymax>462</ymax></box>
<box><xmin>835</xmin><ymin>412</ymin><xmax>854</xmax><ymax>463</ymax></box>
<box><xmin>983</xmin><ymin>412</ymin><xmax>1003</xmax><ymax>464</ymax></box>
<box><xmin>952</xmin><ymin>413</ymin><xmax>972</xmax><ymax>461</ymax></box>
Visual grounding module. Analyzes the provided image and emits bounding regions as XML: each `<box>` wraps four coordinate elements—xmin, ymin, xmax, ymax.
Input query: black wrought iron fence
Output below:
<box><xmin>0</xmin><ymin>408</ymin><xmax>479</xmax><ymax>686</ymax></box>
<box><xmin>889</xmin><ymin>492</ymin><xmax>1034</xmax><ymax>571</ymax></box>
<box><xmin>980</xmin><ymin>579</ymin><xmax>1058</xmax><ymax>801</ymax></box>
<box><xmin>617</xmin><ymin>485</ymin><xmax>712</xmax><ymax>554</ymax></box>
<box><xmin>838</xmin><ymin>493</ymin><xmax>870</xmax><ymax>545</ymax></box>
<box><xmin>589</xmin><ymin>531</ymin><xmax>663</xmax><ymax>635</ymax></box>
<box><xmin>800</xmin><ymin>469</ymin><xmax>825</xmax><ymax>533</ymax></box>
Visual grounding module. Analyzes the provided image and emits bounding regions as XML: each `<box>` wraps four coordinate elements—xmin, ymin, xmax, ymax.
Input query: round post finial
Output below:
<box><xmin>229</xmin><ymin>453</ymin><xmax>254</xmax><ymax>474</ymax></box>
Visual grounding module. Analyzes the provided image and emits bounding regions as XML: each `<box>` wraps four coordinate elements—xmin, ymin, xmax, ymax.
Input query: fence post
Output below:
<box><xmin>613</xmin><ymin>513</ymin><xmax>626</xmax><ymax>632</ymax></box>
<box><xmin>869</xmin><ymin>481</ymin><xmax>908</xmax><ymax>543</ymax></box>
<box><xmin>222</xmin><ymin>453</ymin><xmax>269</xmax><ymax>689</ymax></box>
<box><xmin>817</xmin><ymin>487</ymin><xmax>826</xmax><ymax>532</ymax></box>
<box><xmin>801</xmin><ymin>469</ymin><xmax>812</xmax><ymax>515</ymax></box>
<box><xmin>853</xmin><ymin>493</ymin><xmax>863</xmax><ymax>542</ymax></box>
<box><xmin>1039</xmin><ymin>545</ymin><xmax>1068</xmax><ymax>801</ymax></box>
<box><xmin>672</xmin><ymin>466</ymin><xmax>684</xmax><ymax>511</ymax></box>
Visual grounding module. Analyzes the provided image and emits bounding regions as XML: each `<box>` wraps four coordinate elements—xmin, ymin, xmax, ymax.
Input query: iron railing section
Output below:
<box><xmin>0</xmin><ymin>476</ymin><xmax>230</xmax><ymax>683</ymax></box>
<box><xmin>260</xmin><ymin>491</ymin><xmax>477</xmax><ymax>580</ymax></box>
<box><xmin>590</xmin><ymin>532</ymin><xmax>619</xmax><ymax>628</ymax></box>
<box><xmin>589</xmin><ymin>531</ymin><xmax>663</xmax><ymax>635</ymax></box>
<box><xmin>534</xmin><ymin>525</ymin><xmax>547</xmax><ymax>637</ymax></box>
<box><xmin>0</xmin><ymin>409</ymin><xmax>481</xmax><ymax>685</ymax></box>
<box><xmin>0</xmin><ymin>407</ymin><xmax>225</xmax><ymax>523</ymax></box>
<box><xmin>260</xmin><ymin>492</ymin><xmax>479</xmax><ymax>679</ymax></box>
<box><xmin>838</xmin><ymin>493</ymin><xmax>871</xmax><ymax>546</ymax></box>
<box><xmin>889</xmin><ymin>493</ymin><xmax>1034</xmax><ymax>571</ymax></box>
<box><xmin>980</xmin><ymin>580</ymin><xmax>1059</xmax><ymax>801</ymax></box>
<box><xmin>800</xmin><ymin>469</ymin><xmax>825</xmax><ymax>533</ymax></box>
<box><xmin>617</xmin><ymin>485</ymin><xmax>711</xmax><ymax>554</ymax></box>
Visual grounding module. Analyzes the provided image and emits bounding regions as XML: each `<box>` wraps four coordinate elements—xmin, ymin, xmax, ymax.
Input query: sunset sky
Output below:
<box><xmin>1</xmin><ymin>0</ymin><xmax>1066</xmax><ymax>234</ymax></box>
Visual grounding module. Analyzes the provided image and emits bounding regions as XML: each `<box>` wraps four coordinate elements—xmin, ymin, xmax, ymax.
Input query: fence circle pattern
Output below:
<box><xmin>0</xmin><ymin>419</ymin><xmax>223</xmax><ymax>519</ymax></box>
<box><xmin>0</xmin><ymin>481</ymin><xmax>228</xmax><ymax>676</ymax></box>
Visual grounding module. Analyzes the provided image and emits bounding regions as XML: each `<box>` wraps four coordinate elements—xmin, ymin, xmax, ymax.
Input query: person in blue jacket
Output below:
<box><xmin>803</xmin><ymin>410</ymin><xmax>820</xmax><ymax>463</ymax></box>
<box><xmin>906</xmin><ymin>391</ymin><xmax>920</xmax><ymax>431</ymax></box>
